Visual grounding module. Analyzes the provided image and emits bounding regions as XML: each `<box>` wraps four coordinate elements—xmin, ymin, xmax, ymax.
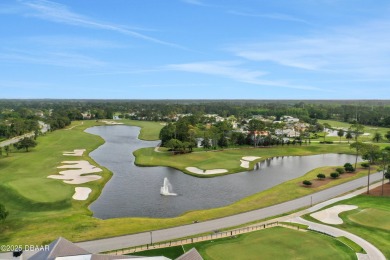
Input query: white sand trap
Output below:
<box><xmin>101</xmin><ymin>120</ymin><xmax>124</xmax><ymax>125</ymax></box>
<box><xmin>310</xmin><ymin>205</ymin><xmax>358</xmax><ymax>224</ymax></box>
<box><xmin>186</xmin><ymin>167</ymin><xmax>228</xmax><ymax>175</ymax></box>
<box><xmin>240</xmin><ymin>160</ymin><xmax>250</xmax><ymax>168</ymax></box>
<box><xmin>48</xmin><ymin>160</ymin><xmax>102</xmax><ymax>184</ymax></box>
<box><xmin>72</xmin><ymin>187</ymin><xmax>92</xmax><ymax>200</ymax></box>
<box><xmin>242</xmin><ymin>156</ymin><xmax>261</xmax><ymax>161</ymax></box>
<box><xmin>63</xmin><ymin>149</ymin><xmax>86</xmax><ymax>156</ymax></box>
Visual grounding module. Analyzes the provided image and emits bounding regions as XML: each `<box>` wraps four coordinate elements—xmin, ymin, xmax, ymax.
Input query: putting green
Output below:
<box><xmin>7</xmin><ymin>178</ymin><xmax>73</xmax><ymax>203</ymax></box>
<box><xmin>198</xmin><ymin>227</ymin><xmax>355</xmax><ymax>260</ymax></box>
<box><xmin>348</xmin><ymin>208</ymin><xmax>390</xmax><ymax>231</ymax></box>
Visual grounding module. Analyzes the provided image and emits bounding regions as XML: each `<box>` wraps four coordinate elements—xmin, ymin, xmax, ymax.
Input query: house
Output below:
<box><xmin>281</xmin><ymin>116</ymin><xmax>299</xmax><ymax>123</ymax></box>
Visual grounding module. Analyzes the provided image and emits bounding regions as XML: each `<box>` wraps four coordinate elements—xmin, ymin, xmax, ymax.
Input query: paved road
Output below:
<box><xmin>0</xmin><ymin>121</ymin><xmax>49</xmax><ymax>148</ymax></box>
<box><xmin>0</xmin><ymin>172</ymin><xmax>384</xmax><ymax>259</ymax></box>
<box><xmin>77</xmin><ymin>171</ymin><xmax>384</xmax><ymax>253</ymax></box>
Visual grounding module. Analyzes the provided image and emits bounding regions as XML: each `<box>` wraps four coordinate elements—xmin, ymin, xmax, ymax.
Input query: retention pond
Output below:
<box><xmin>86</xmin><ymin>125</ymin><xmax>360</xmax><ymax>219</ymax></box>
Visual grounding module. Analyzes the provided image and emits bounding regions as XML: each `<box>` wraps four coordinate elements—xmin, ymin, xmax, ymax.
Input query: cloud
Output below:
<box><xmin>0</xmin><ymin>49</ymin><xmax>106</xmax><ymax>68</ymax></box>
<box><xmin>25</xmin><ymin>35</ymin><xmax>126</xmax><ymax>49</ymax></box>
<box><xmin>181</xmin><ymin>0</ymin><xmax>205</xmax><ymax>6</ymax></box>
<box><xmin>228</xmin><ymin>19</ymin><xmax>390</xmax><ymax>78</ymax></box>
<box><xmin>19</xmin><ymin>0</ymin><xmax>186</xmax><ymax>49</ymax></box>
<box><xmin>165</xmin><ymin>61</ymin><xmax>321</xmax><ymax>90</ymax></box>
<box><xmin>228</xmin><ymin>10</ymin><xmax>309</xmax><ymax>24</ymax></box>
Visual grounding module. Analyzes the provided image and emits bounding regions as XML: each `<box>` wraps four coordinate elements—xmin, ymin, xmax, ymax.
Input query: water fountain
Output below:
<box><xmin>160</xmin><ymin>177</ymin><xmax>177</xmax><ymax>196</ymax></box>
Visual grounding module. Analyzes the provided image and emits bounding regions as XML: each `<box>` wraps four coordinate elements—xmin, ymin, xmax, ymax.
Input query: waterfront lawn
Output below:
<box><xmin>121</xmin><ymin>119</ymin><xmax>164</xmax><ymax>141</ymax></box>
<box><xmin>134</xmin><ymin>143</ymin><xmax>355</xmax><ymax>176</ymax></box>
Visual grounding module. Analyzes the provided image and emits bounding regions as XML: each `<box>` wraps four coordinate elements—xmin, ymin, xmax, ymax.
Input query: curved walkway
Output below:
<box><xmin>289</xmin><ymin>217</ymin><xmax>385</xmax><ymax>260</ymax></box>
<box><xmin>76</xmin><ymin>172</ymin><xmax>384</xmax><ymax>255</ymax></box>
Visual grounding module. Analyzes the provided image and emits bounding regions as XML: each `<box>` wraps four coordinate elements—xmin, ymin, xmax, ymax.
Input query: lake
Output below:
<box><xmin>85</xmin><ymin>125</ymin><xmax>361</xmax><ymax>219</ymax></box>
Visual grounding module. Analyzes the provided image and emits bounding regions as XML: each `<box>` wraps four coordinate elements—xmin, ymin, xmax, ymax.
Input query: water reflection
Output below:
<box><xmin>86</xmin><ymin>125</ymin><xmax>361</xmax><ymax>219</ymax></box>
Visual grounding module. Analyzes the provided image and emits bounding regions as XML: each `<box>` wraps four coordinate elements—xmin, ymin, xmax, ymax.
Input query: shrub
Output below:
<box><xmin>330</xmin><ymin>172</ymin><xmax>340</xmax><ymax>179</ymax></box>
<box><xmin>335</xmin><ymin>167</ymin><xmax>345</xmax><ymax>174</ymax></box>
<box><xmin>317</xmin><ymin>173</ymin><xmax>326</xmax><ymax>179</ymax></box>
<box><xmin>361</xmin><ymin>162</ymin><xmax>370</xmax><ymax>168</ymax></box>
<box><xmin>302</xmin><ymin>180</ymin><xmax>312</xmax><ymax>186</ymax></box>
<box><xmin>319</xmin><ymin>141</ymin><xmax>334</xmax><ymax>144</ymax></box>
<box><xmin>344</xmin><ymin>163</ymin><xmax>355</xmax><ymax>172</ymax></box>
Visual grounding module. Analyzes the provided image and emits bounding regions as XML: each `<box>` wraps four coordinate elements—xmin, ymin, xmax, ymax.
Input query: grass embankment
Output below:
<box><xmin>132</xmin><ymin>227</ymin><xmax>356</xmax><ymax>260</ymax></box>
<box><xmin>120</xmin><ymin>119</ymin><xmax>163</xmax><ymax>141</ymax></box>
<box><xmin>135</xmin><ymin>143</ymin><xmax>356</xmax><ymax>176</ymax></box>
<box><xmin>304</xmin><ymin>195</ymin><xmax>390</xmax><ymax>258</ymax></box>
<box><xmin>0</xmin><ymin>119</ymin><xmax>379</xmax><ymax>248</ymax></box>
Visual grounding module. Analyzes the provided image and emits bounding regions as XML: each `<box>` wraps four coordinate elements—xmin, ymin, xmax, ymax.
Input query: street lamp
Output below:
<box><xmin>150</xmin><ymin>231</ymin><xmax>153</xmax><ymax>245</ymax></box>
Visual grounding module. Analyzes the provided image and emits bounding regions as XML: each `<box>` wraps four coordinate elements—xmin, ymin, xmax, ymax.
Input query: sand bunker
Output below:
<box><xmin>63</xmin><ymin>149</ymin><xmax>86</xmax><ymax>156</ymax></box>
<box><xmin>101</xmin><ymin>120</ymin><xmax>124</xmax><ymax>125</ymax></box>
<box><xmin>72</xmin><ymin>187</ymin><xmax>92</xmax><ymax>200</ymax></box>
<box><xmin>240</xmin><ymin>156</ymin><xmax>261</xmax><ymax>168</ymax></box>
<box><xmin>48</xmin><ymin>160</ymin><xmax>102</xmax><ymax>184</ymax></box>
<box><xmin>310</xmin><ymin>205</ymin><xmax>358</xmax><ymax>224</ymax></box>
<box><xmin>240</xmin><ymin>160</ymin><xmax>250</xmax><ymax>168</ymax></box>
<box><xmin>242</xmin><ymin>156</ymin><xmax>261</xmax><ymax>161</ymax></box>
<box><xmin>186</xmin><ymin>167</ymin><xmax>228</xmax><ymax>175</ymax></box>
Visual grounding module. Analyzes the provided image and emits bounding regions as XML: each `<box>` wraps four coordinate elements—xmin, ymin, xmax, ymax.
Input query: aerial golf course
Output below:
<box><xmin>0</xmin><ymin>119</ymin><xmax>389</xmax><ymax>259</ymax></box>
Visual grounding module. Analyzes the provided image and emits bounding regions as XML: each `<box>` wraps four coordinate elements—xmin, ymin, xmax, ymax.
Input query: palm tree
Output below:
<box><xmin>350</xmin><ymin>142</ymin><xmax>364</xmax><ymax>170</ymax></box>
<box><xmin>337</xmin><ymin>129</ymin><xmax>345</xmax><ymax>143</ymax></box>
<box><xmin>345</xmin><ymin>131</ymin><xmax>353</xmax><ymax>143</ymax></box>
<box><xmin>372</xmin><ymin>132</ymin><xmax>382</xmax><ymax>143</ymax></box>
<box><xmin>380</xmin><ymin>151</ymin><xmax>389</xmax><ymax>196</ymax></box>
<box><xmin>322</xmin><ymin>123</ymin><xmax>331</xmax><ymax>142</ymax></box>
<box><xmin>360</xmin><ymin>143</ymin><xmax>380</xmax><ymax>194</ymax></box>
<box><xmin>349</xmin><ymin>122</ymin><xmax>364</xmax><ymax>142</ymax></box>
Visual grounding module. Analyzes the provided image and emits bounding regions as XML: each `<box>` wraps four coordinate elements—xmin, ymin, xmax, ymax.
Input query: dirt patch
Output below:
<box><xmin>300</xmin><ymin>173</ymin><xmax>357</xmax><ymax>188</ymax></box>
<box><xmin>365</xmin><ymin>182</ymin><xmax>390</xmax><ymax>196</ymax></box>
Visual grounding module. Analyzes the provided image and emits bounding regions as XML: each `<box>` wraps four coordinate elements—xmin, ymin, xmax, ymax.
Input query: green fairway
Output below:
<box><xmin>306</xmin><ymin>195</ymin><xmax>390</xmax><ymax>258</ymax></box>
<box><xmin>134</xmin><ymin>142</ymin><xmax>357</xmax><ymax>176</ymax></box>
<box><xmin>318</xmin><ymin>119</ymin><xmax>390</xmax><ymax>143</ymax></box>
<box><xmin>193</xmin><ymin>227</ymin><xmax>355</xmax><ymax>260</ymax></box>
<box><xmin>122</xmin><ymin>119</ymin><xmax>164</xmax><ymax>140</ymax></box>
<box><xmin>348</xmin><ymin>208</ymin><xmax>390</xmax><ymax>230</ymax></box>
<box><xmin>0</xmin><ymin>119</ymin><xmax>381</xmax><ymax>248</ymax></box>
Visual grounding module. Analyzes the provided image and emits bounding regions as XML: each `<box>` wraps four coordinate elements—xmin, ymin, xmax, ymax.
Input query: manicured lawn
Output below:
<box><xmin>134</xmin><ymin>142</ymin><xmax>356</xmax><ymax>176</ymax></box>
<box><xmin>122</xmin><ymin>119</ymin><xmax>164</xmax><ymax>140</ymax></box>
<box><xmin>0</xmin><ymin>119</ymin><xmax>380</xmax><ymax>249</ymax></box>
<box><xmin>131</xmin><ymin>246</ymin><xmax>184</xmax><ymax>259</ymax></box>
<box><xmin>305</xmin><ymin>195</ymin><xmax>390</xmax><ymax>258</ymax></box>
<box><xmin>192</xmin><ymin>227</ymin><xmax>355</xmax><ymax>260</ymax></box>
<box><xmin>318</xmin><ymin>119</ymin><xmax>390</xmax><ymax>143</ymax></box>
<box><xmin>348</xmin><ymin>208</ymin><xmax>390</xmax><ymax>230</ymax></box>
<box><xmin>130</xmin><ymin>227</ymin><xmax>356</xmax><ymax>260</ymax></box>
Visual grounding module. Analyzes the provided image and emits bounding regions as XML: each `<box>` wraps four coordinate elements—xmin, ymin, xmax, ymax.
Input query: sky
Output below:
<box><xmin>1</xmin><ymin>0</ymin><xmax>390</xmax><ymax>99</ymax></box>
